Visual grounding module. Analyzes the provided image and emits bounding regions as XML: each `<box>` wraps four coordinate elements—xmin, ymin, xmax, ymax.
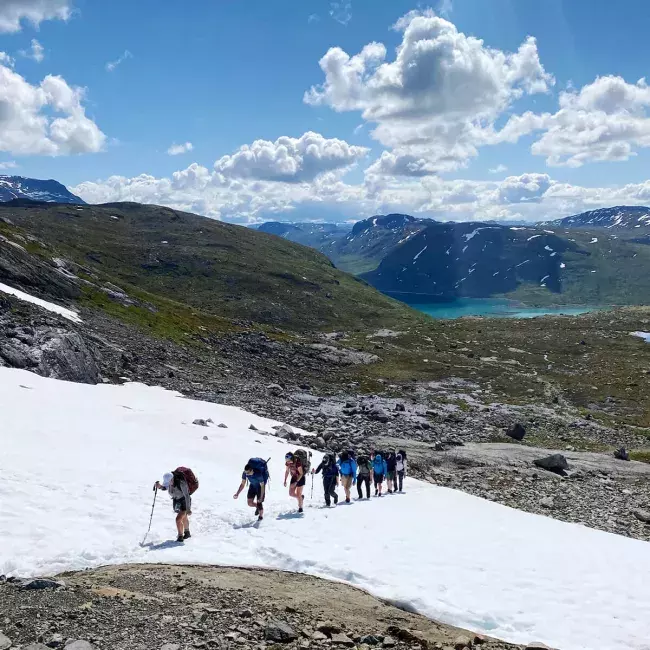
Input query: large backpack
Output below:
<box><xmin>340</xmin><ymin>450</ymin><xmax>350</xmax><ymax>462</ymax></box>
<box><xmin>372</xmin><ymin>455</ymin><xmax>384</xmax><ymax>474</ymax></box>
<box><xmin>173</xmin><ymin>467</ymin><xmax>199</xmax><ymax>494</ymax></box>
<box><xmin>248</xmin><ymin>457</ymin><xmax>270</xmax><ymax>484</ymax></box>
<box><xmin>294</xmin><ymin>449</ymin><xmax>311</xmax><ymax>473</ymax></box>
<box><xmin>357</xmin><ymin>455</ymin><xmax>370</xmax><ymax>476</ymax></box>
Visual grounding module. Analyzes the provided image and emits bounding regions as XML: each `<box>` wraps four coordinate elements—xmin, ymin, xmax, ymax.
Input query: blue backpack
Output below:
<box><xmin>340</xmin><ymin>459</ymin><xmax>353</xmax><ymax>476</ymax></box>
<box><xmin>373</xmin><ymin>455</ymin><xmax>384</xmax><ymax>474</ymax></box>
<box><xmin>248</xmin><ymin>457</ymin><xmax>270</xmax><ymax>484</ymax></box>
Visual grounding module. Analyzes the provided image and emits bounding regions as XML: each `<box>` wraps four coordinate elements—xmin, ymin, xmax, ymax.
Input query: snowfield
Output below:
<box><xmin>2</xmin><ymin>368</ymin><xmax>650</xmax><ymax>650</ymax></box>
<box><xmin>0</xmin><ymin>282</ymin><xmax>82</xmax><ymax>323</ymax></box>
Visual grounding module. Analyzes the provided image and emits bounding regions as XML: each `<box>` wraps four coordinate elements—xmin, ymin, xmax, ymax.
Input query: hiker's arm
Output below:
<box><xmin>352</xmin><ymin>460</ymin><xmax>357</xmax><ymax>484</ymax></box>
<box><xmin>260</xmin><ymin>483</ymin><xmax>266</xmax><ymax>501</ymax></box>
<box><xmin>234</xmin><ymin>478</ymin><xmax>246</xmax><ymax>499</ymax></box>
<box><xmin>297</xmin><ymin>465</ymin><xmax>304</xmax><ymax>481</ymax></box>
<box><xmin>284</xmin><ymin>467</ymin><xmax>289</xmax><ymax>486</ymax></box>
<box><xmin>314</xmin><ymin>462</ymin><xmax>322</xmax><ymax>475</ymax></box>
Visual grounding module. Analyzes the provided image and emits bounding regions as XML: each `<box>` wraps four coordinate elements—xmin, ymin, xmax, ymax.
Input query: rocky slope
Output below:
<box><xmin>0</xmin><ymin>177</ymin><xmax>84</xmax><ymax>204</ymax></box>
<box><xmin>0</xmin><ymin>564</ymin><xmax>523</xmax><ymax>650</ymax></box>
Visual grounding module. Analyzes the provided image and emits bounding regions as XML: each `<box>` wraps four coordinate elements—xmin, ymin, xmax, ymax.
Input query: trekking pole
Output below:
<box><xmin>141</xmin><ymin>485</ymin><xmax>158</xmax><ymax>546</ymax></box>
<box><xmin>309</xmin><ymin>452</ymin><xmax>314</xmax><ymax>500</ymax></box>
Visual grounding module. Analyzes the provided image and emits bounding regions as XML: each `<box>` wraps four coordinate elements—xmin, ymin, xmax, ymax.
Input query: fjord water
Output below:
<box><xmin>403</xmin><ymin>298</ymin><xmax>600</xmax><ymax>320</ymax></box>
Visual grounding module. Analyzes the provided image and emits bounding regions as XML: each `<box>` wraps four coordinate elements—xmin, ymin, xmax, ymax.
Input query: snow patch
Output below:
<box><xmin>590</xmin><ymin>238</ymin><xmax>598</xmax><ymax>244</ymax></box>
<box><xmin>560</xmin><ymin>263</ymin><xmax>566</xmax><ymax>269</ymax></box>
<box><xmin>0</xmin><ymin>282</ymin><xmax>82</xmax><ymax>323</ymax></box>
<box><xmin>413</xmin><ymin>246</ymin><xmax>427</xmax><ymax>262</ymax></box>
<box><xmin>527</xmin><ymin>234</ymin><xmax>542</xmax><ymax>241</ymax></box>
<box><xmin>631</xmin><ymin>331</ymin><xmax>650</xmax><ymax>342</ymax></box>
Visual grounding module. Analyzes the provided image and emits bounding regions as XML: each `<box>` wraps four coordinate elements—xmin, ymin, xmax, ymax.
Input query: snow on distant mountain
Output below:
<box><xmin>257</xmin><ymin>221</ymin><xmax>351</xmax><ymax>249</ymax></box>
<box><xmin>0</xmin><ymin>176</ymin><xmax>85</xmax><ymax>204</ymax></box>
<box><xmin>546</xmin><ymin>206</ymin><xmax>650</xmax><ymax>229</ymax></box>
<box><xmin>3</xmin><ymin>366</ymin><xmax>650</xmax><ymax>650</ymax></box>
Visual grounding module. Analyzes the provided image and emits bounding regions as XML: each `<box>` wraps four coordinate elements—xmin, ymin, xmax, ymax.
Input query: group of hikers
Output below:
<box><xmin>154</xmin><ymin>449</ymin><xmax>407</xmax><ymax>542</ymax></box>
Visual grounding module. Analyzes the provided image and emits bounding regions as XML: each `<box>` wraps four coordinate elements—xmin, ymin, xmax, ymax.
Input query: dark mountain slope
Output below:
<box><xmin>361</xmin><ymin>223</ymin><xmax>582</xmax><ymax>300</ymax></box>
<box><xmin>0</xmin><ymin>202</ymin><xmax>417</xmax><ymax>330</ymax></box>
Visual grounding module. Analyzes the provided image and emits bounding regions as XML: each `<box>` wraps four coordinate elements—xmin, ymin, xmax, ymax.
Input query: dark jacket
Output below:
<box><xmin>315</xmin><ymin>459</ymin><xmax>339</xmax><ymax>480</ymax></box>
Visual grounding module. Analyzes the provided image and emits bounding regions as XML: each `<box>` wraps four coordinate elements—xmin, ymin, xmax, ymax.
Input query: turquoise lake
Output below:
<box><xmin>402</xmin><ymin>298</ymin><xmax>602</xmax><ymax>320</ymax></box>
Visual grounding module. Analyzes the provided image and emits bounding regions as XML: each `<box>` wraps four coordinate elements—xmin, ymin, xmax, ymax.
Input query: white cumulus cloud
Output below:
<box><xmin>213</xmin><ymin>131</ymin><xmax>368</xmax><ymax>183</ymax></box>
<box><xmin>0</xmin><ymin>62</ymin><xmax>106</xmax><ymax>155</ymax></box>
<box><xmin>305</xmin><ymin>9</ymin><xmax>553</xmax><ymax>175</ymax></box>
<box><xmin>167</xmin><ymin>142</ymin><xmax>193</xmax><ymax>156</ymax></box>
<box><xmin>0</xmin><ymin>0</ymin><xmax>71</xmax><ymax>32</ymax></box>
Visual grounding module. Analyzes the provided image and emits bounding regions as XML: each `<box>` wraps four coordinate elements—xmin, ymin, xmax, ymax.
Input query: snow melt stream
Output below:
<box><xmin>2</xmin><ymin>368</ymin><xmax>650</xmax><ymax>650</ymax></box>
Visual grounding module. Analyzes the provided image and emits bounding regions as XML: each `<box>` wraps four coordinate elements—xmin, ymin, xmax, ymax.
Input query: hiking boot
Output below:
<box><xmin>346</xmin><ymin>498</ymin><xmax>351</xmax><ymax>503</ymax></box>
<box><xmin>298</xmin><ymin>507</ymin><xmax>304</xmax><ymax>513</ymax></box>
<box><xmin>183</xmin><ymin>530</ymin><xmax>191</xmax><ymax>540</ymax></box>
<box><xmin>176</xmin><ymin>535</ymin><xmax>184</xmax><ymax>543</ymax></box>
<box><xmin>333</xmin><ymin>494</ymin><xmax>339</xmax><ymax>505</ymax></box>
<box><xmin>375</xmin><ymin>489</ymin><xmax>378</xmax><ymax>496</ymax></box>
<box><xmin>254</xmin><ymin>504</ymin><xmax>260</xmax><ymax>516</ymax></box>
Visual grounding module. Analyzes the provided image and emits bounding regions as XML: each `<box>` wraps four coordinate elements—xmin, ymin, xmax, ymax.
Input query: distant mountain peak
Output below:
<box><xmin>0</xmin><ymin>175</ymin><xmax>85</xmax><ymax>205</ymax></box>
<box><xmin>546</xmin><ymin>206</ymin><xmax>650</xmax><ymax>229</ymax></box>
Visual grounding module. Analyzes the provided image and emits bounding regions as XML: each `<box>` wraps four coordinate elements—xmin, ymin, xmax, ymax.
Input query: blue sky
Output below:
<box><xmin>3</xmin><ymin>0</ymin><xmax>650</xmax><ymax>223</ymax></box>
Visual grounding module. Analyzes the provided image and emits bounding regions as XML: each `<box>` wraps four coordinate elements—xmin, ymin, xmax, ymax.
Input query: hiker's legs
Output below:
<box><xmin>356</xmin><ymin>478</ymin><xmax>363</xmax><ymax>499</ymax></box>
<box><xmin>398</xmin><ymin>470</ymin><xmax>404</xmax><ymax>491</ymax></box>
<box><xmin>323</xmin><ymin>478</ymin><xmax>332</xmax><ymax>506</ymax></box>
<box><xmin>289</xmin><ymin>481</ymin><xmax>297</xmax><ymax>498</ymax></box>
<box><xmin>296</xmin><ymin>485</ymin><xmax>304</xmax><ymax>509</ymax></box>
<box><xmin>363</xmin><ymin>476</ymin><xmax>370</xmax><ymax>498</ymax></box>
<box><xmin>175</xmin><ymin>511</ymin><xmax>185</xmax><ymax>537</ymax></box>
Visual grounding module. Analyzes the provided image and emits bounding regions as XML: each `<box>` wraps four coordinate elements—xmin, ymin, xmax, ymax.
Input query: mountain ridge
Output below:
<box><xmin>0</xmin><ymin>176</ymin><xmax>85</xmax><ymax>205</ymax></box>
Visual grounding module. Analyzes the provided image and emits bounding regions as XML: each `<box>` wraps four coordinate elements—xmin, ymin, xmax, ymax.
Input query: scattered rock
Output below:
<box><xmin>218</xmin><ymin>423</ymin><xmax>228</xmax><ymax>428</ymax></box>
<box><xmin>202</xmin><ymin>435</ymin><xmax>209</xmax><ymax>441</ymax></box>
<box><xmin>65</xmin><ymin>642</ymin><xmax>96</xmax><ymax>650</ymax></box>
<box><xmin>24</xmin><ymin>645</ymin><xmax>50</xmax><ymax>650</ymax></box>
<box><xmin>614</xmin><ymin>447</ymin><xmax>629</xmax><ymax>461</ymax></box>
<box><xmin>311</xmin><ymin>632</ymin><xmax>328</xmax><ymax>641</ymax></box>
<box><xmin>330</xmin><ymin>633</ymin><xmax>354</xmax><ymax>646</ymax></box>
<box><xmin>265</xmin><ymin>619</ymin><xmax>298</xmax><ymax>643</ymax></box>
<box><xmin>317</xmin><ymin>622</ymin><xmax>342</xmax><ymax>636</ymax></box>
<box><xmin>161</xmin><ymin>645</ymin><xmax>181</xmax><ymax>650</ymax></box>
<box><xmin>453</xmin><ymin>636</ymin><xmax>472</xmax><ymax>650</ymax></box>
<box><xmin>540</xmin><ymin>496</ymin><xmax>554</xmax><ymax>509</ymax></box>
<box><xmin>249</xmin><ymin>424</ymin><xmax>258</xmax><ymax>431</ymax></box>
<box><xmin>359</xmin><ymin>636</ymin><xmax>381</xmax><ymax>646</ymax></box>
<box><xmin>525</xmin><ymin>644</ymin><xmax>556</xmax><ymax>650</ymax></box>
<box><xmin>633</xmin><ymin>509</ymin><xmax>650</xmax><ymax>524</ymax></box>
<box><xmin>0</xmin><ymin>632</ymin><xmax>12</xmax><ymax>650</ymax></box>
<box><xmin>506</xmin><ymin>423</ymin><xmax>526</xmax><ymax>441</ymax></box>
<box><xmin>533</xmin><ymin>454</ymin><xmax>569</xmax><ymax>474</ymax></box>
<box><xmin>192</xmin><ymin>418</ymin><xmax>209</xmax><ymax>427</ymax></box>
<box><xmin>21</xmin><ymin>578</ymin><xmax>65</xmax><ymax>590</ymax></box>
<box><xmin>394</xmin><ymin>403</ymin><xmax>406</xmax><ymax>412</ymax></box>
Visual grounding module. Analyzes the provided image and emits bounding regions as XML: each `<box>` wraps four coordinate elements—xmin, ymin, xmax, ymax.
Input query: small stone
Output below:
<box><xmin>533</xmin><ymin>454</ymin><xmax>569</xmax><ymax>474</ymax></box>
<box><xmin>192</xmin><ymin>418</ymin><xmax>209</xmax><ymax>427</ymax></box>
<box><xmin>311</xmin><ymin>632</ymin><xmax>328</xmax><ymax>641</ymax></box>
<box><xmin>202</xmin><ymin>435</ymin><xmax>209</xmax><ymax>441</ymax></box>
<box><xmin>525</xmin><ymin>644</ymin><xmax>556</xmax><ymax>650</ymax></box>
<box><xmin>506</xmin><ymin>423</ymin><xmax>526</xmax><ymax>441</ymax></box>
<box><xmin>24</xmin><ymin>645</ymin><xmax>51</xmax><ymax>650</ymax></box>
<box><xmin>249</xmin><ymin>424</ymin><xmax>258</xmax><ymax>431</ymax></box>
<box><xmin>381</xmin><ymin>637</ymin><xmax>396</xmax><ymax>648</ymax></box>
<box><xmin>218</xmin><ymin>423</ymin><xmax>228</xmax><ymax>428</ymax></box>
<box><xmin>614</xmin><ymin>447</ymin><xmax>629</xmax><ymax>461</ymax></box>
<box><xmin>240</xmin><ymin>609</ymin><xmax>253</xmax><ymax>618</ymax></box>
<box><xmin>330</xmin><ymin>633</ymin><xmax>354</xmax><ymax>647</ymax></box>
<box><xmin>161</xmin><ymin>645</ymin><xmax>181</xmax><ymax>650</ymax></box>
<box><xmin>21</xmin><ymin>578</ymin><xmax>65</xmax><ymax>590</ymax></box>
<box><xmin>265</xmin><ymin>619</ymin><xmax>298</xmax><ymax>643</ymax></box>
<box><xmin>540</xmin><ymin>497</ymin><xmax>554</xmax><ymax>509</ymax></box>
<box><xmin>316</xmin><ymin>622</ymin><xmax>342</xmax><ymax>636</ymax></box>
<box><xmin>453</xmin><ymin>636</ymin><xmax>472</xmax><ymax>650</ymax></box>
<box><xmin>0</xmin><ymin>632</ymin><xmax>11</xmax><ymax>650</ymax></box>
<box><xmin>48</xmin><ymin>633</ymin><xmax>64</xmax><ymax>647</ymax></box>
<box><xmin>633</xmin><ymin>509</ymin><xmax>650</xmax><ymax>523</ymax></box>
<box><xmin>285</xmin><ymin>605</ymin><xmax>297</xmax><ymax>613</ymax></box>
<box><xmin>65</xmin><ymin>642</ymin><xmax>96</xmax><ymax>650</ymax></box>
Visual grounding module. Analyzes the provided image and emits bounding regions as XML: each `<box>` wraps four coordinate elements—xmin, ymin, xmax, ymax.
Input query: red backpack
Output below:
<box><xmin>173</xmin><ymin>467</ymin><xmax>199</xmax><ymax>494</ymax></box>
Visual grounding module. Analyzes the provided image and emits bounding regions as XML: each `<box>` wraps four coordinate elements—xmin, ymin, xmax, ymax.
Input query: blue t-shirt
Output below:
<box><xmin>243</xmin><ymin>470</ymin><xmax>264</xmax><ymax>487</ymax></box>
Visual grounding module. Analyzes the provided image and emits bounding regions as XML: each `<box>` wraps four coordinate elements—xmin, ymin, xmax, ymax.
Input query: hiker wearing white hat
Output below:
<box><xmin>154</xmin><ymin>468</ymin><xmax>198</xmax><ymax>542</ymax></box>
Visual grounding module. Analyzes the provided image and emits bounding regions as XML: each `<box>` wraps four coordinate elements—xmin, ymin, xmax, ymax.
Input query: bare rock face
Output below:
<box><xmin>0</xmin><ymin>320</ymin><xmax>100</xmax><ymax>384</ymax></box>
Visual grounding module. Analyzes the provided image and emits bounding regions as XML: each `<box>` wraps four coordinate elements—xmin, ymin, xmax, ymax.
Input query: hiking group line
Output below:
<box><xmin>149</xmin><ymin>450</ymin><xmax>407</xmax><ymax>543</ymax></box>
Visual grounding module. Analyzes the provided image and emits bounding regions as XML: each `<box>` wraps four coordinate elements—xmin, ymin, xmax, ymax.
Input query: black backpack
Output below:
<box><xmin>398</xmin><ymin>449</ymin><xmax>407</xmax><ymax>460</ymax></box>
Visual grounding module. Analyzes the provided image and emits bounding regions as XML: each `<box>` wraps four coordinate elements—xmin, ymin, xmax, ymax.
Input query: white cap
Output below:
<box><xmin>162</xmin><ymin>472</ymin><xmax>173</xmax><ymax>489</ymax></box>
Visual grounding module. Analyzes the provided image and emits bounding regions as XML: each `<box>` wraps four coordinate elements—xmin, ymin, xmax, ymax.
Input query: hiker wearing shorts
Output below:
<box><xmin>234</xmin><ymin>458</ymin><xmax>269</xmax><ymax>521</ymax></box>
<box><xmin>371</xmin><ymin>453</ymin><xmax>388</xmax><ymax>497</ymax></box>
<box><xmin>337</xmin><ymin>451</ymin><xmax>357</xmax><ymax>503</ymax></box>
<box><xmin>284</xmin><ymin>452</ymin><xmax>306</xmax><ymax>513</ymax></box>
<box><xmin>155</xmin><ymin>471</ymin><xmax>192</xmax><ymax>542</ymax></box>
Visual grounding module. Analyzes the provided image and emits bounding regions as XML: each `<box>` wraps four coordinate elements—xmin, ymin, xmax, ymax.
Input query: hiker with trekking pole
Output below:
<box><xmin>153</xmin><ymin>467</ymin><xmax>199</xmax><ymax>542</ymax></box>
<box><xmin>234</xmin><ymin>457</ymin><xmax>270</xmax><ymax>521</ymax></box>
